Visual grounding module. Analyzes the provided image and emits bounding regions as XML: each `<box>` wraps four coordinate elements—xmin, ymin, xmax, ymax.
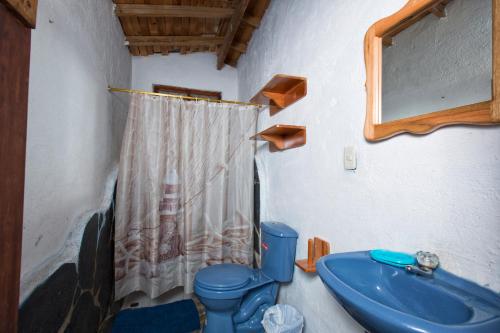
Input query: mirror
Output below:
<box><xmin>382</xmin><ymin>0</ymin><xmax>492</xmax><ymax>122</ymax></box>
<box><xmin>364</xmin><ymin>0</ymin><xmax>500</xmax><ymax>141</ymax></box>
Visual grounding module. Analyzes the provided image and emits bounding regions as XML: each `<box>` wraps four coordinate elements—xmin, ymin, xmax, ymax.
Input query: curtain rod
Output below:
<box><xmin>108</xmin><ymin>86</ymin><xmax>263</xmax><ymax>107</ymax></box>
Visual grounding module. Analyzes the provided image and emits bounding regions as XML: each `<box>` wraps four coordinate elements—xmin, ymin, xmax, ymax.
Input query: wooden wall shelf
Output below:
<box><xmin>250</xmin><ymin>75</ymin><xmax>307</xmax><ymax>116</ymax></box>
<box><xmin>295</xmin><ymin>238</ymin><xmax>330</xmax><ymax>273</ymax></box>
<box><xmin>251</xmin><ymin>125</ymin><xmax>306</xmax><ymax>151</ymax></box>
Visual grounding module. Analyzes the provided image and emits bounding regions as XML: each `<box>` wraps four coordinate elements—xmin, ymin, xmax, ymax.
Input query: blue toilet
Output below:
<box><xmin>194</xmin><ymin>222</ymin><xmax>298</xmax><ymax>333</ymax></box>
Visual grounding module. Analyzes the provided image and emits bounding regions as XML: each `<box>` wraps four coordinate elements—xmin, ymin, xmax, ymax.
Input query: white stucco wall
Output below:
<box><xmin>131</xmin><ymin>53</ymin><xmax>238</xmax><ymax>100</ymax></box>
<box><xmin>21</xmin><ymin>0</ymin><xmax>131</xmax><ymax>299</ymax></box>
<box><xmin>382</xmin><ymin>0</ymin><xmax>492</xmax><ymax>122</ymax></box>
<box><xmin>238</xmin><ymin>1</ymin><xmax>500</xmax><ymax>332</ymax></box>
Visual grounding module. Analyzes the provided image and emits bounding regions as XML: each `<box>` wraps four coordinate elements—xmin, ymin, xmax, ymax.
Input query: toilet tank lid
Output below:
<box><xmin>261</xmin><ymin>222</ymin><xmax>298</xmax><ymax>238</ymax></box>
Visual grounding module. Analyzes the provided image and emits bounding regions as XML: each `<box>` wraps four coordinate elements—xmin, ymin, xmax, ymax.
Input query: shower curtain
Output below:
<box><xmin>114</xmin><ymin>93</ymin><xmax>258</xmax><ymax>300</ymax></box>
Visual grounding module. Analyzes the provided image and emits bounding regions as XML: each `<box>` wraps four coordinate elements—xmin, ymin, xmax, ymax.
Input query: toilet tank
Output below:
<box><xmin>260</xmin><ymin>222</ymin><xmax>298</xmax><ymax>282</ymax></box>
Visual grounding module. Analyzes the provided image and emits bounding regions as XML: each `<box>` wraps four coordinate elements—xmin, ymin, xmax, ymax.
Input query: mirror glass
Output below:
<box><xmin>382</xmin><ymin>0</ymin><xmax>492</xmax><ymax>123</ymax></box>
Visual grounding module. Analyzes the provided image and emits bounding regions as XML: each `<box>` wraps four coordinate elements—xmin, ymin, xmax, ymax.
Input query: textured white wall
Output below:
<box><xmin>382</xmin><ymin>0</ymin><xmax>492</xmax><ymax>121</ymax></box>
<box><xmin>238</xmin><ymin>1</ymin><xmax>500</xmax><ymax>332</ymax></box>
<box><xmin>132</xmin><ymin>53</ymin><xmax>239</xmax><ymax>100</ymax></box>
<box><xmin>22</xmin><ymin>0</ymin><xmax>131</xmax><ymax>296</ymax></box>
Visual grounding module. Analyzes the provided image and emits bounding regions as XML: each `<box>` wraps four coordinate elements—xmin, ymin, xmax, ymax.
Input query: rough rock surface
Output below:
<box><xmin>19</xmin><ymin>198</ymin><xmax>121</xmax><ymax>333</ymax></box>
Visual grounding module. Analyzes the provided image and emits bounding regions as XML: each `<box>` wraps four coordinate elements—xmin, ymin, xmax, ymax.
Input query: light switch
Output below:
<box><xmin>344</xmin><ymin>146</ymin><xmax>356</xmax><ymax>170</ymax></box>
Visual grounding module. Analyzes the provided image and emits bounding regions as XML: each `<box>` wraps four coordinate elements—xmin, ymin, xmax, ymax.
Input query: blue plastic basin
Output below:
<box><xmin>316</xmin><ymin>251</ymin><xmax>500</xmax><ymax>333</ymax></box>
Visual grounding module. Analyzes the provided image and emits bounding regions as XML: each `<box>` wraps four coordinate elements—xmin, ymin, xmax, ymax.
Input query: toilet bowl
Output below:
<box><xmin>194</xmin><ymin>222</ymin><xmax>298</xmax><ymax>333</ymax></box>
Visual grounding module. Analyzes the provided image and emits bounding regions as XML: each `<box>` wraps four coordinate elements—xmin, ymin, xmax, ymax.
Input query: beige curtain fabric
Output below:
<box><xmin>114</xmin><ymin>93</ymin><xmax>258</xmax><ymax>300</ymax></box>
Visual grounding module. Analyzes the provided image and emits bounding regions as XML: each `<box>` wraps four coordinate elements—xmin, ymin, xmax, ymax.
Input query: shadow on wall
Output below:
<box><xmin>253</xmin><ymin>159</ymin><xmax>261</xmax><ymax>268</ymax></box>
<box><xmin>18</xmin><ymin>187</ymin><xmax>121</xmax><ymax>333</ymax></box>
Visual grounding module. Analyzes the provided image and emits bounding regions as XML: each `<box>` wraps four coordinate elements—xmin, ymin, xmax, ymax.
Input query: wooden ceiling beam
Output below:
<box><xmin>217</xmin><ymin>0</ymin><xmax>250</xmax><ymax>69</ymax></box>
<box><xmin>382</xmin><ymin>36</ymin><xmax>393</xmax><ymax>47</ymax></box>
<box><xmin>384</xmin><ymin>0</ymin><xmax>450</xmax><ymax>40</ymax></box>
<box><xmin>126</xmin><ymin>36</ymin><xmax>224</xmax><ymax>43</ymax></box>
<box><xmin>430</xmin><ymin>3</ymin><xmax>446</xmax><ymax>18</ymax></box>
<box><xmin>114</xmin><ymin>4</ymin><xmax>234</xmax><ymax>18</ymax></box>
<box><xmin>384</xmin><ymin>9</ymin><xmax>430</xmax><ymax>39</ymax></box>
<box><xmin>242</xmin><ymin>15</ymin><xmax>260</xmax><ymax>29</ymax></box>
<box><xmin>231</xmin><ymin>42</ymin><xmax>247</xmax><ymax>53</ymax></box>
<box><xmin>126</xmin><ymin>36</ymin><xmax>224</xmax><ymax>47</ymax></box>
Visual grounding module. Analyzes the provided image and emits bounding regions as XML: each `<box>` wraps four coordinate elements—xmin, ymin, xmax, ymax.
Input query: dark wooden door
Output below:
<box><xmin>0</xmin><ymin>3</ymin><xmax>32</xmax><ymax>332</ymax></box>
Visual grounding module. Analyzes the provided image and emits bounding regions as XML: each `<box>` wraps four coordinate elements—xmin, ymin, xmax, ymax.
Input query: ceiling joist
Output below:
<box><xmin>126</xmin><ymin>36</ymin><xmax>224</xmax><ymax>48</ymax></box>
<box><xmin>382</xmin><ymin>0</ymin><xmax>451</xmax><ymax>48</ymax></box>
<box><xmin>242</xmin><ymin>15</ymin><xmax>260</xmax><ymax>28</ymax></box>
<box><xmin>231</xmin><ymin>42</ymin><xmax>248</xmax><ymax>53</ymax></box>
<box><xmin>382</xmin><ymin>36</ymin><xmax>393</xmax><ymax>47</ymax></box>
<box><xmin>112</xmin><ymin>0</ymin><xmax>271</xmax><ymax>67</ymax></box>
<box><xmin>114</xmin><ymin>4</ymin><xmax>234</xmax><ymax>18</ymax></box>
<box><xmin>430</xmin><ymin>3</ymin><xmax>447</xmax><ymax>18</ymax></box>
<box><xmin>217</xmin><ymin>0</ymin><xmax>250</xmax><ymax>69</ymax></box>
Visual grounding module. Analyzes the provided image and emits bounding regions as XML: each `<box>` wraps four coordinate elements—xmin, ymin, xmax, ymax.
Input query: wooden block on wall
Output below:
<box><xmin>295</xmin><ymin>237</ymin><xmax>331</xmax><ymax>273</ymax></box>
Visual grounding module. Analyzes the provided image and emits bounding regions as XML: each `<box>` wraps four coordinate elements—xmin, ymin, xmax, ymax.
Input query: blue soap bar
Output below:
<box><xmin>370</xmin><ymin>249</ymin><xmax>416</xmax><ymax>267</ymax></box>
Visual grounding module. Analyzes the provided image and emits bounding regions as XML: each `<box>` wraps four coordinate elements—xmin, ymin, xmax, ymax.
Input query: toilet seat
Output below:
<box><xmin>194</xmin><ymin>264</ymin><xmax>254</xmax><ymax>300</ymax></box>
<box><xmin>195</xmin><ymin>264</ymin><xmax>252</xmax><ymax>291</ymax></box>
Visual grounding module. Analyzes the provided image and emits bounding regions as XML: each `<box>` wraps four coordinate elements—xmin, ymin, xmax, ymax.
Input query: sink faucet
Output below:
<box><xmin>405</xmin><ymin>251</ymin><xmax>439</xmax><ymax>277</ymax></box>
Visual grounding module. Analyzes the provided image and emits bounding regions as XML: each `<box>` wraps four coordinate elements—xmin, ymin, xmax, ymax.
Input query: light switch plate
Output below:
<box><xmin>344</xmin><ymin>146</ymin><xmax>356</xmax><ymax>170</ymax></box>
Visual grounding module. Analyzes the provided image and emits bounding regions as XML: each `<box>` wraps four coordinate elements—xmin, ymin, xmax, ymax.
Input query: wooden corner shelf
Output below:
<box><xmin>295</xmin><ymin>238</ymin><xmax>330</xmax><ymax>273</ymax></box>
<box><xmin>250</xmin><ymin>75</ymin><xmax>307</xmax><ymax>116</ymax></box>
<box><xmin>251</xmin><ymin>125</ymin><xmax>306</xmax><ymax>151</ymax></box>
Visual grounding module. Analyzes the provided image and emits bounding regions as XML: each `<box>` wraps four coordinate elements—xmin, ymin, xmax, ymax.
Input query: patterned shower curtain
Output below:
<box><xmin>114</xmin><ymin>93</ymin><xmax>258</xmax><ymax>300</ymax></box>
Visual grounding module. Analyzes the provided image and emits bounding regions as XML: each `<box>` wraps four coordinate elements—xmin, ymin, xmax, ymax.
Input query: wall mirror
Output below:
<box><xmin>364</xmin><ymin>0</ymin><xmax>500</xmax><ymax>141</ymax></box>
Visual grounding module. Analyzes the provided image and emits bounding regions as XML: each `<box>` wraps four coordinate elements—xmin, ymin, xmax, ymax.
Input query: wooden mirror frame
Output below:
<box><xmin>364</xmin><ymin>0</ymin><xmax>500</xmax><ymax>141</ymax></box>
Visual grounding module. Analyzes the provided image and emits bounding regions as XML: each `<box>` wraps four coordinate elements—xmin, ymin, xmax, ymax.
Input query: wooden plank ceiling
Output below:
<box><xmin>113</xmin><ymin>0</ymin><xmax>270</xmax><ymax>69</ymax></box>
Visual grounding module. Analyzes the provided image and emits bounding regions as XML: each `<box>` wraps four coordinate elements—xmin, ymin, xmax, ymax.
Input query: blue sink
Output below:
<box><xmin>316</xmin><ymin>251</ymin><xmax>500</xmax><ymax>333</ymax></box>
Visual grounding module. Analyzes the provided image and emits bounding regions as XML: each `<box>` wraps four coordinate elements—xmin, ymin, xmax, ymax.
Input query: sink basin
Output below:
<box><xmin>316</xmin><ymin>251</ymin><xmax>500</xmax><ymax>333</ymax></box>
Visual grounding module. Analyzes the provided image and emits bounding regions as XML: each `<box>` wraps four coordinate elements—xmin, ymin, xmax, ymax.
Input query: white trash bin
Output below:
<box><xmin>262</xmin><ymin>304</ymin><xmax>304</xmax><ymax>333</ymax></box>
